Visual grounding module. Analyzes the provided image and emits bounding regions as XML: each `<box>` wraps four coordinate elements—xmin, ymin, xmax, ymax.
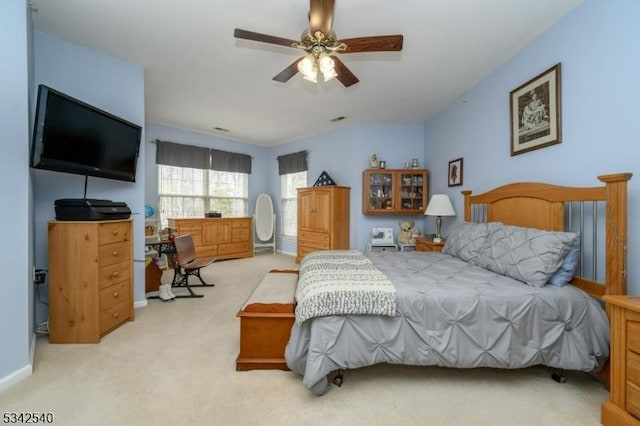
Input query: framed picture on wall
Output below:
<box><xmin>448</xmin><ymin>158</ymin><xmax>463</xmax><ymax>187</ymax></box>
<box><xmin>510</xmin><ymin>63</ymin><xmax>562</xmax><ymax>156</ymax></box>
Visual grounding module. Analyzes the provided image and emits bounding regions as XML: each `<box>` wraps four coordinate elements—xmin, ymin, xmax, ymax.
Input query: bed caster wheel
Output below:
<box><xmin>332</xmin><ymin>373</ymin><xmax>344</xmax><ymax>387</ymax></box>
<box><xmin>551</xmin><ymin>370</ymin><xmax>567</xmax><ymax>383</ymax></box>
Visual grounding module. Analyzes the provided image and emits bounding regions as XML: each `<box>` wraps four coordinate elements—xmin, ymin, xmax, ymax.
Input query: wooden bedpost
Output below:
<box><xmin>598</xmin><ymin>173</ymin><xmax>633</xmax><ymax>296</ymax></box>
<box><xmin>462</xmin><ymin>190</ymin><xmax>472</xmax><ymax>222</ymax></box>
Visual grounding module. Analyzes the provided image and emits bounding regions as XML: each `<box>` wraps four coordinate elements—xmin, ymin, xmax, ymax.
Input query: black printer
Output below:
<box><xmin>54</xmin><ymin>199</ymin><xmax>131</xmax><ymax>221</ymax></box>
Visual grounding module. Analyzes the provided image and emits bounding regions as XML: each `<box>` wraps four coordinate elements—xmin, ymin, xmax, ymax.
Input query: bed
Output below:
<box><xmin>285</xmin><ymin>173</ymin><xmax>632</xmax><ymax>395</ymax></box>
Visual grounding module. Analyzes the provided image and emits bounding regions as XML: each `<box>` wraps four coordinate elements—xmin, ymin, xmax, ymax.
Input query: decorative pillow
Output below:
<box><xmin>476</xmin><ymin>223</ymin><xmax>577</xmax><ymax>288</ymax></box>
<box><xmin>547</xmin><ymin>233</ymin><xmax>581</xmax><ymax>287</ymax></box>
<box><xmin>442</xmin><ymin>222</ymin><xmax>491</xmax><ymax>264</ymax></box>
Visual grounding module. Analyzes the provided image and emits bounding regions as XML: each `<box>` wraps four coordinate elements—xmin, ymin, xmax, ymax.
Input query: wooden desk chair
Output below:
<box><xmin>173</xmin><ymin>234</ymin><xmax>216</xmax><ymax>298</ymax></box>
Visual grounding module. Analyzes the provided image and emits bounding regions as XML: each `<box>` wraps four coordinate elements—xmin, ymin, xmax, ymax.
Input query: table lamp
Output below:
<box><xmin>424</xmin><ymin>194</ymin><xmax>456</xmax><ymax>242</ymax></box>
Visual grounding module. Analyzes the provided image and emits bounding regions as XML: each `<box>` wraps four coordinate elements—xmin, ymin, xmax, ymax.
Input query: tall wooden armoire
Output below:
<box><xmin>296</xmin><ymin>186</ymin><xmax>350</xmax><ymax>263</ymax></box>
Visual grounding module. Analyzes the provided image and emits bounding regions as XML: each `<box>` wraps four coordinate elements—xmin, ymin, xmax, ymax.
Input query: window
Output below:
<box><xmin>158</xmin><ymin>165</ymin><xmax>248</xmax><ymax>228</ymax></box>
<box><xmin>281</xmin><ymin>171</ymin><xmax>307</xmax><ymax>237</ymax></box>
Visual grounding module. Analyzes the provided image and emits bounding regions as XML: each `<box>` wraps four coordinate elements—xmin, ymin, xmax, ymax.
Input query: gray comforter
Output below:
<box><xmin>285</xmin><ymin>251</ymin><xmax>610</xmax><ymax>395</ymax></box>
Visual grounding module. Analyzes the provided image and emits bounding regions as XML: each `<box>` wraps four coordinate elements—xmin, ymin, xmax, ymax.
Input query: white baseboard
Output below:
<box><xmin>0</xmin><ymin>334</ymin><xmax>35</xmax><ymax>394</ymax></box>
<box><xmin>30</xmin><ymin>332</ymin><xmax>36</xmax><ymax>365</ymax></box>
<box><xmin>134</xmin><ymin>299</ymin><xmax>148</xmax><ymax>309</ymax></box>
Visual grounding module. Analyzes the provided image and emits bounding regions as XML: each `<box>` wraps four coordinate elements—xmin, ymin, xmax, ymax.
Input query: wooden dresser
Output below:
<box><xmin>168</xmin><ymin>217</ymin><xmax>252</xmax><ymax>260</ymax></box>
<box><xmin>48</xmin><ymin>219</ymin><xmax>133</xmax><ymax>343</ymax></box>
<box><xmin>296</xmin><ymin>186</ymin><xmax>350</xmax><ymax>263</ymax></box>
<box><xmin>602</xmin><ymin>295</ymin><xmax>640</xmax><ymax>425</ymax></box>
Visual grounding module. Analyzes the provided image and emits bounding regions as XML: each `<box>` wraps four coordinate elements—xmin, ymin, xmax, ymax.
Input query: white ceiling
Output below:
<box><xmin>31</xmin><ymin>0</ymin><xmax>584</xmax><ymax>147</ymax></box>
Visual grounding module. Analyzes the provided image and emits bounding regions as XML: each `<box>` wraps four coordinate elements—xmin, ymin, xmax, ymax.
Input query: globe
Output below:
<box><xmin>144</xmin><ymin>205</ymin><xmax>155</xmax><ymax>218</ymax></box>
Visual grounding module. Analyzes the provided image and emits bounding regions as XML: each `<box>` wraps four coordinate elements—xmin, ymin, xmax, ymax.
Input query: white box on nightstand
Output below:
<box><xmin>367</xmin><ymin>243</ymin><xmax>398</xmax><ymax>252</ymax></box>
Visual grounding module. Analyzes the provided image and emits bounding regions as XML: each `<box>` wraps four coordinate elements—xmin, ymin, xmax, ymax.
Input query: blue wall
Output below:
<box><xmin>145</xmin><ymin>122</ymin><xmax>426</xmax><ymax>255</ymax></box>
<box><xmin>0</xmin><ymin>0</ymin><xmax>32</xmax><ymax>391</ymax></box>
<box><xmin>32</xmin><ymin>31</ymin><xmax>147</xmax><ymax>307</ymax></box>
<box><xmin>269</xmin><ymin>124</ymin><xmax>426</xmax><ymax>254</ymax></box>
<box><xmin>422</xmin><ymin>0</ymin><xmax>640</xmax><ymax>293</ymax></box>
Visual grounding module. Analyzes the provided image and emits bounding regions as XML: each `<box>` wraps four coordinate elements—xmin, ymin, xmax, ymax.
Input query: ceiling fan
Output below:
<box><xmin>233</xmin><ymin>0</ymin><xmax>403</xmax><ymax>87</ymax></box>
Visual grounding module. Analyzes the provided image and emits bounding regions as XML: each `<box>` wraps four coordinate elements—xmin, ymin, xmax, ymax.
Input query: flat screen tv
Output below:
<box><xmin>31</xmin><ymin>84</ymin><xmax>142</xmax><ymax>182</ymax></box>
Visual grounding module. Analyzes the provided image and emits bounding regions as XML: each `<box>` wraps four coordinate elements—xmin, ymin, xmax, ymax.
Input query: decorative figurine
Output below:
<box><xmin>370</xmin><ymin>154</ymin><xmax>378</xmax><ymax>168</ymax></box>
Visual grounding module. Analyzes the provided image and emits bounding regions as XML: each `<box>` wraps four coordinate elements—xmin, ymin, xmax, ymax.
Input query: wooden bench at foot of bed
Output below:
<box><xmin>236</xmin><ymin>270</ymin><xmax>298</xmax><ymax>371</ymax></box>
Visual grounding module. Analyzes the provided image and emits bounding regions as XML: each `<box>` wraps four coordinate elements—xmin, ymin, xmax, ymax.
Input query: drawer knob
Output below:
<box><xmin>112</xmin><ymin>271</ymin><xmax>120</xmax><ymax>277</ymax></box>
<box><xmin>112</xmin><ymin>251</ymin><xmax>119</xmax><ymax>257</ymax></box>
<box><xmin>112</xmin><ymin>291</ymin><xmax>119</xmax><ymax>298</ymax></box>
<box><xmin>112</xmin><ymin>230</ymin><xmax>119</xmax><ymax>235</ymax></box>
<box><xmin>113</xmin><ymin>312</ymin><xmax>119</xmax><ymax>318</ymax></box>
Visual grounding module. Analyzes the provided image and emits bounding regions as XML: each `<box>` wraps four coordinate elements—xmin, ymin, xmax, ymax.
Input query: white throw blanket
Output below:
<box><xmin>295</xmin><ymin>250</ymin><xmax>397</xmax><ymax>324</ymax></box>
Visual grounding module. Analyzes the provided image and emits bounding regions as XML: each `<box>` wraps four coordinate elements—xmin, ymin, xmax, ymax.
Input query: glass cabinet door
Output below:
<box><xmin>363</xmin><ymin>169</ymin><xmax>428</xmax><ymax>215</ymax></box>
<box><xmin>366</xmin><ymin>171</ymin><xmax>394</xmax><ymax>212</ymax></box>
<box><xmin>398</xmin><ymin>172</ymin><xmax>424</xmax><ymax>212</ymax></box>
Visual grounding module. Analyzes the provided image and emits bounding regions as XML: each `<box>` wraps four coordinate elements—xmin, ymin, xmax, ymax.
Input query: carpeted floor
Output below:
<box><xmin>0</xmin><ymin>253</ymin><xmax>608</xmax><ymax>425</ymax></box>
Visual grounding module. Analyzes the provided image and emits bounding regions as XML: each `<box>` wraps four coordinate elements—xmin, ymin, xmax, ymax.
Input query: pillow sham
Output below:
<box><xmin>442</xmin><ymin>222</ymin><xmax>490</xmax><ymax>264</ymax></box>
<box><xmin>547</xmin><ymin>233</ymin><xmax>581</xmax><ymax>287</ymax></box>
<box><xmin>476</xmin><ymin>223</ymin><xmax>577</xmax><ymax>288</ymax></box>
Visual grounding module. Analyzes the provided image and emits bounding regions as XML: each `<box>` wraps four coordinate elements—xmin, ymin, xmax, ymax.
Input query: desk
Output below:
<box><xmin>146</xmin><ymin>240</ymin><xmax>181</xmax><ymax>286</ymax></box>
<box><xmin>145</xmin><ymin>240</ymin><xmax>207</xmax><ymax>299</ymax></box>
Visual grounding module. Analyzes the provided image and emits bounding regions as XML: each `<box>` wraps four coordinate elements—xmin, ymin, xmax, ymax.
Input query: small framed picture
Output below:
<box><xmin>510</xmin><ymin>63</ymin><xmax>562</xmax><ymax>156</ymax></box>
<box><xmin>448</xmin><ymin>158</ymin><xmax>463</xmax><ymax>187</ymax></box>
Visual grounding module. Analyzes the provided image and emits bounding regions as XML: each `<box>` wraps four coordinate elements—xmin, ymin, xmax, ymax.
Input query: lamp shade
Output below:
<box><xmin>424</xmin><ymin>194</ymin><xmax>456</xmax><ymax>217</ymax></box>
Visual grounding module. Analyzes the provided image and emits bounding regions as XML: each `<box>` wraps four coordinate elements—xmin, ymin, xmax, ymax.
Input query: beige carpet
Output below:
<box><xmin>1</xmin><ymin>253</ymin><xmax>608</xmax><ymax>426</ymax></box>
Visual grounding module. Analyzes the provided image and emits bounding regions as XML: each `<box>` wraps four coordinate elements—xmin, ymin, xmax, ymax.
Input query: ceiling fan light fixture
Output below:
<box><xmin>322</xmin><ymin>67</ymin><xmax>337</xmax><ymax>82</ymax></box>
<box><xmin>318</xmin><ymin>53</ymin><xmax>333</xmax><ymax>70</ymax></box>
<box><xmin>303</xmin><ymin>70</ymin><xmax>318</xmax><ymax>83</ymax></box>
<box><xmin>234</xmin><ymin>0</ymin><xmax>403</xmax><ymax>87</ymax></box>
<box><xmin>298</xmin><ymin>55</ymin><xmax>318</xmax><ymax>82</ymax></box>
<box><xmin>318</xmin><ymin>53</ymin><xmax>337</xmax><ymax>82</ymax></box>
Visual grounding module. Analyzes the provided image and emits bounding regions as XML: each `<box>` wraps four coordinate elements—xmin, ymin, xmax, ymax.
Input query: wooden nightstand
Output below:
<box><xmin>602</xmin><ymin>295</ymin><xmax>640</xmax><ymax>425</ymax></box>
<box><xmin>414</xmin><ymin>236</ymin><xmax>445</xmax><ymax>252</ymax></box>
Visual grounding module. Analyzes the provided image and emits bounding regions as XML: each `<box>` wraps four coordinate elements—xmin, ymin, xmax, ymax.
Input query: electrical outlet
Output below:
<box><xmin>34</xmin><ymin>269</ymin><xmax>46</xmax><ymax>285</ymax></box>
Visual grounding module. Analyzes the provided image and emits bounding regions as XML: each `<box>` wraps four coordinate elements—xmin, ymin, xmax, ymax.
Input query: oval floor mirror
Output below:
<box><xmin>254</xmin><ymin>193</ymin><xmax>276</xmax><ymax>255</ymax></box>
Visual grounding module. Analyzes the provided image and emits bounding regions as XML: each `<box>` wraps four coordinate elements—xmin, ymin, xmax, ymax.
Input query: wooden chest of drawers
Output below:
<box><xmin>602</xmin><ymin>295</ymin><xmax>640</xmax><ymax>425</ymax></box>
<box><xmin>48</xmin><ymin>220</ymin><xmax>133</xmax><ymax>343</ymax></box>
<box><xmin>168</xmin><ymin>217</ymin><xmax>253</xmax><ymax>260</ymax></box>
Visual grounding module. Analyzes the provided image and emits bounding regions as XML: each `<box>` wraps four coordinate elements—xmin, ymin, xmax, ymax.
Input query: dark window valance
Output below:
<box><xmin>156</xmin><ymin>140</ymin><xmax>251</xmax><ymax>174</ymax></box>
<box><xmin>277</xmin><ymin>151</ymin><xmax>308</xmax><ymax>175</ymax></box>
<box><xmin>210</xmin><ymin>148</ymin><xmax>252</xmax><ymax>174</ymax></box>
<box><xmin>155</xmin><ymin>140</ymin><xmax>210</xmax><ymax>170</ymax></box>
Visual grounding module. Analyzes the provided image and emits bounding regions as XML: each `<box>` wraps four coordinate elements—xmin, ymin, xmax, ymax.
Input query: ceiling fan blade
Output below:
<box><xmin>309</xmin><ymin>0</ymin><xmax>335</xmax><ymax>39</ymax></box>
<box><xmin>332</xmin><ymin>56</ymin><xmax>359</xmax><ymax>87</ymax></box>
<box><xmin>234</xmin><ymin>28</ymin><xmax>298</xmax><ymax>48</ymax></box>
<box><xmin>338</xmin><ymin>35</ymin><xmax>404</xmax><ymax>53</ymax></box>
<box><xmin>273</xmin><ymin>58</ymin><xmax>303</xmax><ymax>83</ymax></box>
